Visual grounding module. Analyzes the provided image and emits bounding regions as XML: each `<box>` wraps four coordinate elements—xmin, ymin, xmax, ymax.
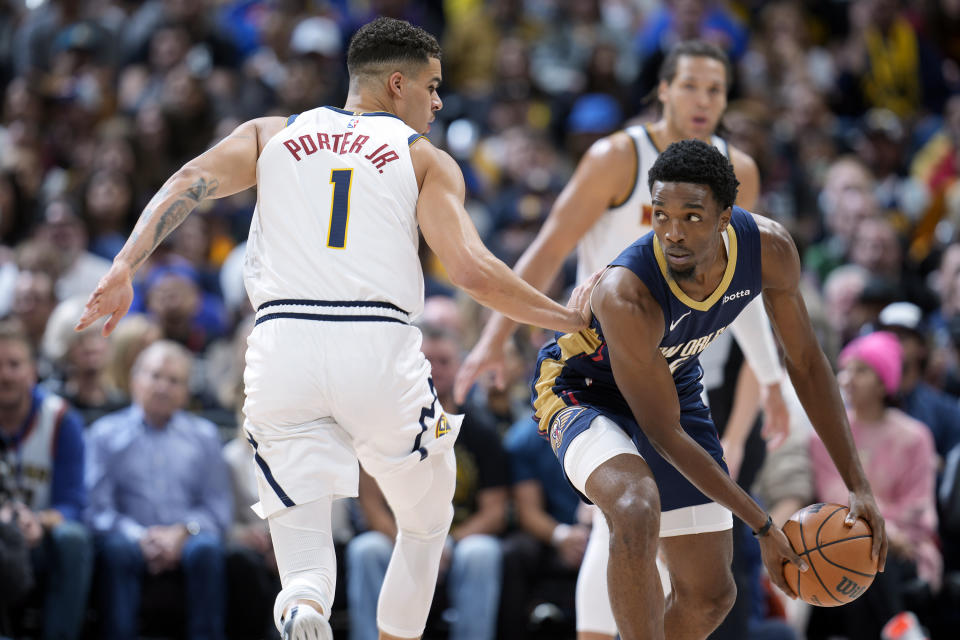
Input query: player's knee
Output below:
<box><xmin>677</xmin><ymin>570</ymin><xmax>737</xmax><ymax>624</ymax></box>
<box><xmin>606</xmin><ymin>483</ymin><xmax>660</xmax><ymax>547</ymax></box>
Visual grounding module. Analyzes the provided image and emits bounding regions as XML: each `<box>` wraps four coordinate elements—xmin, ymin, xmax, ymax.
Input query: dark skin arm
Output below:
<box><xmin>593</xmin><ymin>267</ymin><xmax>806</xmax><ymax>597</ymax></box>
<box><xmin>757</xmin><ymin>214</ymin><xmax>887</xmax><ymax>569</ymax></box>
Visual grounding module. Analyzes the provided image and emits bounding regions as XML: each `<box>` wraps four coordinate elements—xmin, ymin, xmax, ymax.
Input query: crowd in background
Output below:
<box><xmin>1</xmin><ymin>0</ymin><xmax>960</xmax><ymax>639</ymax></box>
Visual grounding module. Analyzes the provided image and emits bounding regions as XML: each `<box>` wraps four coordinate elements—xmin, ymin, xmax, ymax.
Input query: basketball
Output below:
<box><xmin>782</xmin><ymin>503</ymin><xmax>878</xmax><ymax>607</ymax></box>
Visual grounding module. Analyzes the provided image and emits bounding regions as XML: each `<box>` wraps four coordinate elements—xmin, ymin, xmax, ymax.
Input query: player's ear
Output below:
<box><xmin>388</xmin><ymin>71</ymin><xmax>404</xmax><ymax>98</ymax></box>
<box><xmin>657</xmin><ymin>79</ymin><xmax>670</xmax><ymax>105</ymax></box>
<box><xmin>718</xmin><ymin>206</ymin><xmax>732</xmax><ymax>232</ymax></box>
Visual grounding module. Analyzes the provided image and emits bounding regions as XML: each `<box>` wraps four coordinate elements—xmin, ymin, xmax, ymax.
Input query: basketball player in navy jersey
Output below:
<box><xmin>532</xmin><ymin>139</ymin><xmax>887</xmax><ymax>640</ymax></box>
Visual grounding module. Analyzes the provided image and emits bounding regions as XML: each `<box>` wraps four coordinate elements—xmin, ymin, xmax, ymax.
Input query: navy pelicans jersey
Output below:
<box><xmin>535</xmin><ymin>207</ymin><xmax>762</xmax><ymax>435</ymax></box>
<box><xmin>576</xmin><ymin>125</ymin><xmax>729</xmax><ymax>283</ymax></box>
<box><xmin>244</xmin><ymin>106</ymin><xmax>426</xmax><ymax>317</ymax></box>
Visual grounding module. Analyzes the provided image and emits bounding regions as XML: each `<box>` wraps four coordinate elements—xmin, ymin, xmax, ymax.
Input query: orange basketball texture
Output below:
<box><xmin>781</xmin><ymin>503</ymin><xmax>878</xmax><ymax>607</ymax></box>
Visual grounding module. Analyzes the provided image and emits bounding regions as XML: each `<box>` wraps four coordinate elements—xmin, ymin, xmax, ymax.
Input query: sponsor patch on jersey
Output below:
<box><xmin>721</xmin><ymin>289</ymin><xmax>750</xmax><ymax>304</ymax></box>
<box><xmin>550</xmin><ymin>406</ymin><xmax>586</xmax><ymax>454</ymax></box>
<box><xmin>436</xmin><ymin>413</ymin><xmax>451</xmax><ymax>438</ymax></box>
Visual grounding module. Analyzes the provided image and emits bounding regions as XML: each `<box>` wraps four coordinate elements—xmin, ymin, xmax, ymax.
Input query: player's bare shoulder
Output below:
<box><xmin>251</xmin><ymin>116</ymin><xmax>289</xmax><ymax>155</ymax></box>
<box><xmin>754</xmin><ymin>213</ymin><xmax>801</xmax><ymax>291</ymax></box>
<box><xmin>409</xmin><ymin>137</ymin><xmax>464</xmax><ymax>193</ymax></box>
<box><xmin>593</xmin><ymin>265</ymin><xmax>664</xmax><ymax>337</ymax></box>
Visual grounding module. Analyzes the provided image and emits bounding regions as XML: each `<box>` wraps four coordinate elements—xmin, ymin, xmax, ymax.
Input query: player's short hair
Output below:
<box><xmin>648</xmin><ymin>139</ymin><xmax>739</xmax><ymax>211</ymax></box>
<box><xmin>346</xmin><ymin>17</ymin><xmax>441</xmax><ymax>79</ymax></box>
<box><xmin>659</xmin><ymin>39</ymin><xmax>732</xmax><ymax>89</ymax></box>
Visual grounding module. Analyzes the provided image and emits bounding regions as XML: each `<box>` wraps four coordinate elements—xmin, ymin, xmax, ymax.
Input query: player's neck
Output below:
<box><xmin>651</xmin><ymin>119</ymin><xmax>713</xmax><ymax>148</ymax></box>
<box><xmin>342</xmin><ymin>91</ymin><xmax>395</xmax><ymax>116</ymax></box>
<box><xmin>674</xmin><ymin>238</ymin><xmax>728</xmax><ymax>300</ymax></box>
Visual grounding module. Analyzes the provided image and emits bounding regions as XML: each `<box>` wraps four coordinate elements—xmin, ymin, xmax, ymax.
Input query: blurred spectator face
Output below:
<box><xmin>85</xmin><ymin>170</ymin><xmax>133</xmax><ymax>230</ymax></box>
<box><xmin>161</xmin><ymin>66</ymin><xmax>208</xmax><ymax>118</ymax></box>
<box><xmin>39</xmin><ymin>200</ymin><xmax>88</xmax><ymax>257</ymax></box>
<box><xmin>422</xmin><ymin>296</ymin><xmax>464</xmax><ymax>342</ymax></box>
<box><xmin>659</xmin><ymin>54</ymin><xmax>727</xmax><ymax>140</ymax></box>
<box><xmin>673</xmin><ymin>0</ymin><xmax>706</xmax><ymax>39</ymax></box>
<box><xmin>823</xmin><ymin>266</ymin><xmax>869</xmax><ymax>339</ymax></box>
<box><xmin>94</xmin><ymin>136</ymin><xmax>137</xmax><ymax>175</ymax></box>
<box><xmin>135</xmin><ymin>104</ymin><xmax>170</xmax><ymax>153</ymax></box>
<box><xmin>12</xmin><ymin>271</ymin><xmax>56</xmax><ymax>341</ymax></box>
<box><xmin>146</xmin><ymin>273</ymin><xmax>200</xmax><ymax>326</ymax></box>
<box><xmin>838</xmin><ymin>357</ymin><xmax>886</xmax><ymax>411</ymax></box>
<box><xmin>850</xmin><ymin>218</ymin><xmax>901</xmax><ymax>278</ymax></box>
<box><xmin>0</xmin><ymin>338</ymin><xmax>35</xmax><ymax>412</ymax></box>
<box><xmin>66</xmin><ymin>331</ymin><xmax>110</xmax><ymax>377</ymax></box>
<box><xmin>108</xmin><ymin>315</ymin><xmax>163</xmax><ymax>396</ymax></box>
<box><xmin>821</xmin><ymin>159</ymin><xmax>878</xmax><ymax>239</ymax></box>
<box><xmin>421</xmin><ymin>332</ymin><xmax>462</xmax><ymax>399</ymax></box>
<box><xmin>3</xmin><ymin>78</ymin><xmax>41</xmax><ymax>124</ymax></box>
<box><xmin>131</xmin><ymin>344</ymin><xmax>191</xmax><ymax>424</ymax></box>
<box><xmin>149</xmin><ymin>25</ymin><xmax>191</xmax><ymax>72</ymax></box>
<box><xmin>938</xmin><ymin>244</ymin><xmax>960</xmax><ymax>317</ymax></box>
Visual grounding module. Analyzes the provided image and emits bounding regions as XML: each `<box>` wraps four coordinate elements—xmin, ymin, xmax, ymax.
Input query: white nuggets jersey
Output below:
<box><xmin>245</xmin><ymin>106</ymin><xmax>425</xmax><ymax>317</ymax></box>
<box><xmin>3</xmin><ymin>392</ymin><xmax>68</xmax><ymax>511</ymax></box>
<box><xmin>576</xmin><ymin>126</ymin><xmax>729</xmax><ymax>283</ymax></box>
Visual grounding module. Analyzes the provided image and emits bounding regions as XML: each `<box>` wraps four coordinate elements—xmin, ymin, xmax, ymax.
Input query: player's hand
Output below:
<box><xmin>848</xmin><ymin>489</ymin><xmax>887</xmax><ymax>571</ymax></box>
<box><xmin>454</xmin><ymin>335</ymin><xmax>507</xmax><ymax>405</ymax></box>
<box><xmin>567</xmin><ymin>269</ymin><xmax>603</xmax><ymax>329</ymax></box>
<box><xmin>757</xmin><ymin>525</ymin><xmax>807</xmax><ymax>600</ymax></box>
<box><xmin>760</xmin><ymin>382</ymin><xmax>790</xmax><ymax>450</ymax></box>
<box><xmin>75</xmin><ymin>262</ymin><xmax>135</xmax><ymax>336</ymax></box>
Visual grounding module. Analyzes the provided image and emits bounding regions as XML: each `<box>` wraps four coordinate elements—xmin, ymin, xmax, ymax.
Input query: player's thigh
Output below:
<box><xmin>659</xmin><ymin>529</ymin><xmax>734</xmax><ymax>598</ymax></box>
<box><xmin>328</xmin><ymin>323</ymin><xmax>459</xmax><ymax>482</ymax></box>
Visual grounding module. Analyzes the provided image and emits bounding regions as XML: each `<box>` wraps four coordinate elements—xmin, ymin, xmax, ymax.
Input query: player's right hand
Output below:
<box><xmin>454</xmin><ymin>335</ymin><xmax>507</xmax><ymax>405</ymax></box>
<box><xmin>75</xmin><ymin>263</ymin><xmax>135</xmax><ymax>337</ymax></box>
<box><xmin>757</xmin><ymin>525</ymin><xmax>808</xmax><ymax>600</ymax></box>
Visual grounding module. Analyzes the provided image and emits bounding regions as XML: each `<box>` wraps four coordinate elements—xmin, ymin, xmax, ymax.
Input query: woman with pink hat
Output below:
<box><xmin>807</xmin><ymin>331</ymin><xmax>940</xmax><ymax>639</ymax></box>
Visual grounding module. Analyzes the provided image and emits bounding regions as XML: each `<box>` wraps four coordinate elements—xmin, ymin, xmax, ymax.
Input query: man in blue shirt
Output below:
<box><xmin>0</xmin><ymin>321</ymin><xmax>91</xmax><ymax>640</ymax></box>
<box><xmin>86</xmin><ymin>340</ymin><xmax>232</xmax><ymax>640</ymax></box>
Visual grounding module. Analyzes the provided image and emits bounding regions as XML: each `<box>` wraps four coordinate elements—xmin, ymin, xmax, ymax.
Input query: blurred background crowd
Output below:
<box><xmin>1</xmin><ymin>0</ymin><xmax>960</xmax><ymax>639</ymax></box>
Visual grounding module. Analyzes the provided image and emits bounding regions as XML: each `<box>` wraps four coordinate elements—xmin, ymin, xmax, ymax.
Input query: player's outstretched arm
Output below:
<box><xmin>594</xmin><ymin>267</ymin><xmax>806</xmax><ymax>597</ymax></box>
<box><xmin>757</xmin><ymin>215</ymin><xmax>888</xmax><ymax>570</ymax></box>
<box><xmin>456</xmin><ymin>134</ymin><xmax>636</xmax><ymax>398</ymax></box>
<box><xmin>413</xmin><ymin>142</ymin><xmax>592</xmax><ymax>336</ymax></box>
<box><xmin>76</xmin><ymin>117</ymin><xmax>286</xmax><ymax>335</ymax></box>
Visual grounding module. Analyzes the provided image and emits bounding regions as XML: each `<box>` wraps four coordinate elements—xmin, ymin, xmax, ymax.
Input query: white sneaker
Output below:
<box><xmin>281</xmin><ymin>604</ymin><xmax>333</xmax><ymax>640</ymax></box>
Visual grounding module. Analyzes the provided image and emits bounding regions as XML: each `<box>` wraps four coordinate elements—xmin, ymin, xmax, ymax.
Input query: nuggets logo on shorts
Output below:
<box><xmin>550</xmin><ymin>406</ymin><xmax>585</xmax><ymax>454</ymax></box>
<box><xmin>436</xmin><ymin>413</ymin><xmax>451</xmax><ymax>438</ymax></box>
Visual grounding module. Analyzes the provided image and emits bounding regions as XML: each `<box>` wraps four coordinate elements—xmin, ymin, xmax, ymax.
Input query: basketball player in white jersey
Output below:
<box><xmin>454</xmin><ymin>41</ymin><xmax>787</xmax><ymax>640</ymax></box>
<box><xmin>76</xmin><ymin>18</ymin><xmax>594</xmax><ymax>640</ymax></box>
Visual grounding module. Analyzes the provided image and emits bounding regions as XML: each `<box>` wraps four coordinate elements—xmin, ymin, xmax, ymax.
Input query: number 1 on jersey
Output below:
<box><xmin>328</xmin><ymin>169</ymin><xmax>353</xmax><ymax>249</ymax></box>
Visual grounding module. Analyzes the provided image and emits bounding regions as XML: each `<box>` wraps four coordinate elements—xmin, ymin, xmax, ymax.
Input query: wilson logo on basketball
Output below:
<box><xmin>835</xmin><ymin>577</ymin><xmax>866</xmax><ymax>599</ymax></box>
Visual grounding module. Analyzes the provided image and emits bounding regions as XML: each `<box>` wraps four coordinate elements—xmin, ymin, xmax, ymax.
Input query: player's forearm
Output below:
<box><xmin>114</xmin><ymin>167</ymin><xmax>220</xmax><ymax>275</ymax></box>
<box><xmin>786</xmin><ymin>350</ymin><xmax>870</xmax><ymax>494</ymax></box>
<box><xmin>648</xmin><ymin>427</ymin><xmax>768</xmax><ymax>531</ymax></box>
<box><xmin>457</xmin><ymin>253</ymin><xmax>580</xmax><ymax>333</ymax></box>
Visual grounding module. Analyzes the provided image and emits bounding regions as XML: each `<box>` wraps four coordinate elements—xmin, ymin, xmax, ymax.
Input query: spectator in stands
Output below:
<box><xmin>86</xmin><ymin>340</ymin><xmax>232</xmax><ymax>640</ymax></box>
<box><xmin>347</xmin><ymin>323</ymin><xmax>508</xmax><ymax>640</ymax></box>
<box><xmin>877</xmin><ymin>301</ymin><xmax>960</xmax><ymax>459</ymax></box>
<box><xmin>32</xmin><ymin>199</ymin><xmax>112</xmax><ymax>303</ymax></box>
<box><xmin>9</xmin><ymin>269</ymin><xmax>56</xmax><ymax>353</ymax></box>
<box><xmin>0</xmin><ymin>321</ymin><xmax>92</xmax><ymax>640</ymax></box>
<box><xmin>808</xmin><ymin>331</ymin><xmax>940</xmax><ymax>640</ymax></box>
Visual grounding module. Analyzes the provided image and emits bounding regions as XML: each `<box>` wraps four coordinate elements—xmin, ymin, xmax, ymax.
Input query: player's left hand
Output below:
<box><xmin>760</xmin><ymin>382</ymin><xmax>790</xmax><ymax>450</ymax></box>
<box><xmin>566</xmin><ymin>268</ymin><xmax>603</xmax><ymax>329</ymax></box>
<box><xmin>75</xmin><ymin>262</ymin><xmax>135</xmax><ymax>336</ymax></box>
<box><xmin>847</xmin><ymin>489</ymin><xmax>887</xmax><ymax>572</ymax></box>
<box><xmin>757</xmin><ymin>525</ymin><xmax>807</xmax><ymax>600</ymax></box>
